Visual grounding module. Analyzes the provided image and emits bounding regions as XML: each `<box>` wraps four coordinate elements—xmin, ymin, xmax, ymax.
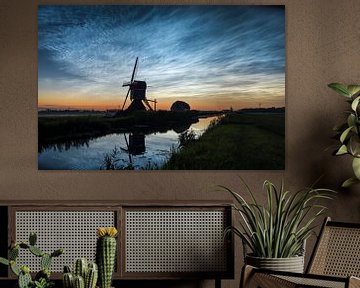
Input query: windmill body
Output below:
<box><xmin>122</xmin><ymin>57</ymin><xmax>156</xmax><ymax>112</ymax></box>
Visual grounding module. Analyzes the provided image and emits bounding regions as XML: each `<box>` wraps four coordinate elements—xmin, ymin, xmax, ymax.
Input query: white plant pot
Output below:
<box><xmin>245</xmin><ymin>254</ymin><xmax>305</xmax><ymax>273</ymax></box>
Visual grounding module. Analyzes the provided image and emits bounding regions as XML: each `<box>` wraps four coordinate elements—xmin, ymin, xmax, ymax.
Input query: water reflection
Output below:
<box><xmin>124</xmin><ymin>133</ymin><xmax>146</xmax><ymax>155</ymax></box>
<box><xmin>38</xmin><ymin>116</ymin><xmax>219</xmax><ymax>170</ymax></box>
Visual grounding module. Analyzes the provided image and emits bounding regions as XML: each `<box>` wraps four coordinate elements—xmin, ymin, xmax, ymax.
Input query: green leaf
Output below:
<box><xmin>342</xmin><ymin>177</ymin><xmax>360</xmax><ymax>188</ymax></box>
<box><xmin>328</xmin><ymin>83</ymin><xmax>351</xmax><ymax>97</ymax></box>
<box><xmin>336</xmin><ymin>145</ymin><xmax>348</xmax><ymax>155</ymax></box>
<box><xmin>352</xmin><ymin>157</ymin><xmax>360</xmax><ymax>179</ymax></box>
<box><xmin>340</xmin><ymin>126</ymin><xmax>353</xmax><ymax>143</ymax></box>
<box><xmin>347</xmin><ymin>85</ymin><xmax>360</xmax><ymax>97</ymax></box>
<box><xmin>0</xmin><ymin>257</ymin><xmax>9</xmax><ymax>266</ymax></box>
<box><xmin>347</xmin><ymin>114</ymin><xmax>356</xmax><ymax>128</ymax></box>
<box><xmin>350</xmin><ymin>135</ymin><xmax>360</xmax><ymax>156</ymax></box>
<box><xmin>351</xmin><ymin>96</ymin><xmax>360</xmax><ymax>111</ymax></box>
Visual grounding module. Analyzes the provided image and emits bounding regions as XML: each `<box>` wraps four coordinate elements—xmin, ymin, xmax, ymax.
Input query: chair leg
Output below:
<box><xmin>240</xmin><ymin>265</ymin><xmax>296</xmax><ymax>288</ymax></box>
<box><xmin>240</xmin><ymin>265</ymin><xmax>255</xmax><ymax>288</ymax></box>
<box><xmin>349</xmin><ymin>276</ymin><xmax>360</xmax><ymax>288</ymax></box>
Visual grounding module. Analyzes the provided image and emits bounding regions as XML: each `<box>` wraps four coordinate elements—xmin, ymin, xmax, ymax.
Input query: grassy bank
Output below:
<box><xmin>38</xmin><ymin>111</ymin><xmax>197</xmax><ymax>150</ymax></box>
<box><xmin>162</xmin><ymin>112</ymin><xmax>285</xmax><ymax>170</ymax></box>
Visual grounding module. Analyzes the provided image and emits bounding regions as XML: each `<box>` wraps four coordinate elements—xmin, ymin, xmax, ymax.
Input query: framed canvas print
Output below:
<box><xmin>38</xmin><ymin>5</ymin><xmax>285</xmax><ymax>170</ymax></box>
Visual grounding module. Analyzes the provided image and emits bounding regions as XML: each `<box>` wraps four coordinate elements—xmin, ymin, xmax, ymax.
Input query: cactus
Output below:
<box><xmin>35</xmin><ymin>268</ymin><xmax>50</xmax><ymax>282</ymax></box>
<box><xmin>63</xmin><ymin>272</ymin><xmax>74</xmax><ymax>288</ymax></box>
<box><xmin>63</xmin><ymin>260</ymin><xmax>98</xmax><ymax>288</ymax></box>
<box><xmin>9</xmin><ymin>246</ymin><xmax>19</xmax><ymax>260</ymax></box>
<box><xmin>85</xmin><ymin>263</ymin><xmax>98</xmax><ymax>288</ymax></box>
<box><xmin>41</xmin><ymin>253</ymin><xmax>52</xmax><ymax>270</ymax></box>
<box><xmin>10</xmin><ymin>260</ymin><xmax>20</xmax><ymax>276</ymax></box>
<box><xmin>51</xmin><ymin>248</ymin><xmax>64</xmax><ymax>257</ymax></box>
<box><xmin>29</xmin><ymin>232</ymin><xmax>37</xmax><ymax>246</ymax></box>
<box><xmin>64</xmin><ymin>265</ymin><xmax>72</xmax><ymax>273</ymax></box>
<box><xmin>19</xmin><ymin>243</ymin><xmax>29</xmax><ymax>249</ymax></box>
<box><xmin>29</xmin><ymin>245</ymin><xmax>44</xmax><ymax>257</ymax></box>
<box><xmin>0</xmin><ymin>232</ymin><xmax>64</xmax><ymax>288</ymax></box>
<box><xmin>18</xmin><ymin>267</ymin><xmax>32</xmax><ymax>288</ymax></box>
<box><xmin>74</xmin><ymin>275</ymin><xmax>85</xmax><ymax>288</ymax></box>
<box><xmin>96</xmin><ymin>227</ymin><xmax>118</xmax><ymax>288</ymax></box>
<box><xmin>74</xmin><ymin>258</ymin><xmax>88</xmax><ymax>279</ymax></box>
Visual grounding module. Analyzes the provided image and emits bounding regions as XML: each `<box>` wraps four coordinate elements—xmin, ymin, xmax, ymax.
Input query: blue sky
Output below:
<box><xmin>38</xmin><ymin>5</ymin><xmax>285</xmax><ymax>111</ymax></box>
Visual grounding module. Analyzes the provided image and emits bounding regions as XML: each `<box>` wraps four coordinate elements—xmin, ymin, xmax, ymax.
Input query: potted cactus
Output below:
<box><xmin>96</xmin><ymin>227</ymin><xmax>118</xmax><ymax>288</ymax></box>
<box><xmin>62</xmin><ymin>258</ymin><xmax>98</xmax><ymax>288</ymax></box>
<box><xmin>0</xmin><ymin>232</ymin><xmax>63</xmax><ymax>288</ymax></box>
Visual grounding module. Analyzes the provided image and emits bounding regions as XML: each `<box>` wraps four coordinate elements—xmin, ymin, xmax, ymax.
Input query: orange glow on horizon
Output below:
<box><xmin>38</xmin><ymin>93</ymin><xmax>285</xmax><ymax>111</ymax></box>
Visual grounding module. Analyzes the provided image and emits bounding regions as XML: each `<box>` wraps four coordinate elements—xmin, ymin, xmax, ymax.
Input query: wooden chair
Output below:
<box><xmin>241</xmin><ymin>217</ymin><xmax>360</xmax><ymax>288</ymax></box>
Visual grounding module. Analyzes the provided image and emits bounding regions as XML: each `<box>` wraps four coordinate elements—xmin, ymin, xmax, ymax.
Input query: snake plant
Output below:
<box><xmin>222</xmin><ymin>179</ymin><xmax>335</xmax><ymax>258</ymax></box>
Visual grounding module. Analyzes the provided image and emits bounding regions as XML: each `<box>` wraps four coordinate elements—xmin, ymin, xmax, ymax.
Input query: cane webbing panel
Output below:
<box><xmin>15</xmin><ymin>211</ymin><xmax>115</xmax><ymax>272</ymax></box>
<box><xmin>249</xmin><ymin>272</ymin><xmax>297</xmax><ymax>288</ymax></box>
<box><xmin>309</xmin><ymin>226</ymin><xmax>360</xmax><ymax>277</ymax></box>
<box><xmin>277</xmin><ymin>275</ymin><xmax>345</xmax><ymax>288</ymax></box>
<box><xmin>125</xmin><ymin>210</ymin><xmax>227</xmax><ymax>273</ymax></box>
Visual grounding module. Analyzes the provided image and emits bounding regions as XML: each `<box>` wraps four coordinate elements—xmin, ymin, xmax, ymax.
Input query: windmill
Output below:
<box><xmin>121</xmin><ymin>57</ymin><xmax>157</xmax><ymax>112</ymax></box>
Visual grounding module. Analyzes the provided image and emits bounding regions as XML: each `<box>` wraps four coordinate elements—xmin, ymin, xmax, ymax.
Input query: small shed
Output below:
<box><xmin>170</xmin><ymin>101</ymin><xmax>190</xmax><ymax>112</ymax></box>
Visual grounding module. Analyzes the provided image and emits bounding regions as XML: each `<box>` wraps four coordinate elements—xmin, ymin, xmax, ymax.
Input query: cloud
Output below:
<box><xmin>38</xmin><ymin>5</ymin><xmax>285</xmax><ymax>109</ymax></box>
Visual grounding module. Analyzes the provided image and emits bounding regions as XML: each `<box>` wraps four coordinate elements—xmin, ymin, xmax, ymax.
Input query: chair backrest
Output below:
<box><xmin>307</xmin><ymin>217</ymin><xmax>360</xmax><ymax>277</ymax></box>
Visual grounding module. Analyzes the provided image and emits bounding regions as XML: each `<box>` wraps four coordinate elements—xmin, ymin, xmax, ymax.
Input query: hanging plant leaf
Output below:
<box><xmin>351</xmin><ymin>96</ymin><xmax>360</xmax><ymax>111</ymax></box>
<box><xmin>336</xmin><ymin>145</ymin><xmax>348</xmax><ymax>155</ymax></box>
<box><xmin>352</xmin><ymin>157</ymin><xmax>360</xmax><ymax>179</ymax></box>
<box><xmin>347</xmin><ymin>85</ymin><xmax>360</xmax><ymax>97</ymax></box>
<box><xmin>328</xmin><ymin>83</ymin><xmax>351</xmax><ymax>97</ymax></box>
<box><xmin>347</xmin><ymin>114</ymin><xmax>356</xmax><ymax>129</ymax></box>
<box><xmin>0</xmin><ymin>257</ymin><xmax>9</xmax><ymax>266</ymax></box>
<box><xmin>342</xmin><ymin>177</ymin><xmax>360</xmax><ymax>188</ymax></box>
<box><xmin>340</xmin><ymin>127</ymin><xmax>353</xmax><ymax>143</ymax></box>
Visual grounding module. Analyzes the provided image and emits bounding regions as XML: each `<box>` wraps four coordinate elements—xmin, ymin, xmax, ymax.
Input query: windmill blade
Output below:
<box><xmin>130</xmin><ymin>57</ymin><xmax>138</xmax><ymax>83</ymax></box>
<box><xmin>121</xmin><ymin>87</ymin><xmax>131</xmax><ymax>111</ymax></box>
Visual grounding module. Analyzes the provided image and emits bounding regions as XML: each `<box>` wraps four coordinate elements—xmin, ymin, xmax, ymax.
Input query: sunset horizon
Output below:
<box><xmin>38</xmin><ymin>92</ymin><xmax>285</xmax><ymax>112</ymax></box>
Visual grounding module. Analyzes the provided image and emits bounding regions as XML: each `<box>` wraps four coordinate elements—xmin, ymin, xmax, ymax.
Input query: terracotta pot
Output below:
<box><xmin>245</xmin><ymin>254</ymin><xmax>304</xmax><ymax>273</ymax></box>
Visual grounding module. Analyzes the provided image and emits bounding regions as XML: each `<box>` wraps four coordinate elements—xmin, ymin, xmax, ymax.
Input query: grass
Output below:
<box><xmin>162</xmin><ymin>112</ymin><xmax>285</xmax><ymax>170</ymax></box>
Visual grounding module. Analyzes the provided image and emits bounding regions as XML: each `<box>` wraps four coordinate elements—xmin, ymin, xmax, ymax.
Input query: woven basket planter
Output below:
<box><xmin>245</xmin><ymin>254</ymin><xmax>305</xmax><ymax>273</ymax></box>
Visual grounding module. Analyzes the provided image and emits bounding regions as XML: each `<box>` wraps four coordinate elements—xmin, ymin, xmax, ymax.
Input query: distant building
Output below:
<box><xmin>171</xmin><ymin>101</ymin><xmax>190</xmax><ymax>112</ymax></box>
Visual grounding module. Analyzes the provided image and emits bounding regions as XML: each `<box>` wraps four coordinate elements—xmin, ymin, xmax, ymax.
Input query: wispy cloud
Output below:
<box><xmin>38</xmin><ymin>5</ymin><xmax>285</xmax><ymax>110</ymax></box>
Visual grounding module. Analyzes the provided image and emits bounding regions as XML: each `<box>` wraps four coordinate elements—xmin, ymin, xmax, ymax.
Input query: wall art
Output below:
<box><xmin>38</xmin><ymin>5</ymin><xmax>285</xmax><ymax>170</ymax></box>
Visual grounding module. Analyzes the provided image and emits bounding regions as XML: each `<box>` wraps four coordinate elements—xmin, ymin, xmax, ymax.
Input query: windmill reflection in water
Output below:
<box><xmin>121</xmin><ymin>132</ymin><xmax>146</xmax><ymax>165</ymax></box>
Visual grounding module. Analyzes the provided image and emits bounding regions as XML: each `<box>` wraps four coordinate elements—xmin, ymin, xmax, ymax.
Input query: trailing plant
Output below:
<box><xmin>0</xmin><ymin>232</ymin><xmax>63</xmax><ymax>288</ymax></box>
<box><xmin>62</xmin><ymin>259</ymin><xmax>98</xmax><ymax>288</ymax></box>
<box><xmin>96</xmin><ymin>227</ymin><xmax>118</xmax><ymax>288</ymax></box>
<box><xmin>221</xmin><ymin>179</ymin><xmax>335</xmax><ymax>258</ymax></box>
<box><xmin>328</xmin><ymin>83</ymin><xmax>360</xmax><ymax>187</ymax></box>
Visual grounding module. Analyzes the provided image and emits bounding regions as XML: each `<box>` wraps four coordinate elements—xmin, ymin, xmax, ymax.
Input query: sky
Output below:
<box><xmin>38</xmin><ymin>5</ymin><xmax>285</xmax><ymax>111</ymax></box>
